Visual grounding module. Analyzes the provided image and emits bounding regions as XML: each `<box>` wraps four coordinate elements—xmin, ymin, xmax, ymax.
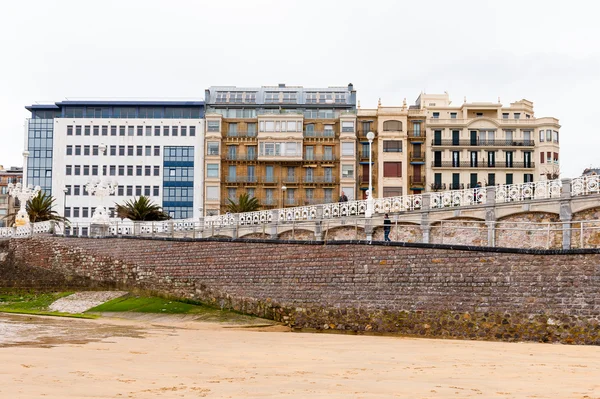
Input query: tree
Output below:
<box><xmin>115</xmin><ymin>196</ymin><xmax>170</xmax><ymax>221</ymax></box>
<box><xmin>2</xmin><ymin>191</ymin><xmax>69</xmax><ymax>226</ymax></box>
<box><xmin>226</xmin><ymin>193</ymin><xmax>260</xmax><ymax>213</ymax></box>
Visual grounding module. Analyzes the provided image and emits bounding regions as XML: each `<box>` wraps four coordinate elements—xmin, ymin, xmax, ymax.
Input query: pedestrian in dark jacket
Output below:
<box><xmin>383</xmin><ymin>213</ymin><xmax>392</xmax><ymax>242</ymax></box>
<box><xmin>339</xmin><ymin>191</ymin><xmax>348</xmax><ymax>202</ymax></box>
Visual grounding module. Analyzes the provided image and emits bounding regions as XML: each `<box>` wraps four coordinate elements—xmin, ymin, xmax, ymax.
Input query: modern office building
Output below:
<box><xmin>0</xmin><ymin>166</ymin><xmax>23</xmax><ymax>227</ymax></box>
<box><xmin>24</xmin><ymin>101</ymin><xmax>205</xmax><ymax>227</ymax></box>
<box><xmin>419</xmin><ymin>93</ymin><xmax>560</xmax><ymax>189</ymax></box>
<box><xmin>204</xmin><ymin>84</ymin><xmax>357</xmax><ymax>215</ymax></box>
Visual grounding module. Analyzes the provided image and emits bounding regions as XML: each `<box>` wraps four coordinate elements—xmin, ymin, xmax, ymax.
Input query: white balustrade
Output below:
<box><xmin>495</xmin><ymin>179</ymin><xmax>561</xmax><ymax>203</ymax></box>
<box><xmin>373</xmin><ymin>194</ymin><xmax>423</xmax><ymax>213</ymax></box>
<box><xmin>278</xmin><ymin>205</ymin><xmax>318</xmax><ymax>222</ymax></box>
<box><xmin>571</xmin><ymin>175</ymin><xmax>600</xmax><ymax>196</ymax></box>
<box><xmin>239</xmin><ymin>210</ymin><xmax>273</xmax><ymax>226</ymax></box>
<box><xmin>322</xmin><ymin>200</ymin><xmax>366</xmax><ymax>219</ymax></box>
<box><xmin>431</xmin><ymin>188</ymin><xmax>485</xmax><ymax>209</ymax></box>
<box><xmin>0</xmin><ymin>227</ymin><xmax>14</xmax><ymax>238</ymax></box>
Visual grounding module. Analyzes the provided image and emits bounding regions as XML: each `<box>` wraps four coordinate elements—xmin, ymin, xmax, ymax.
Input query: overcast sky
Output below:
<box><xmin>1</xmin><ymin>0</ymin><xmax>598</xmax><ymax>178</ymax></box>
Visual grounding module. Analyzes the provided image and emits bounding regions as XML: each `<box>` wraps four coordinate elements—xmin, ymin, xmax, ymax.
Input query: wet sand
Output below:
<box><xmin>1</xmin><ymin>314</ymin><xmax>599</xmax><ymax>399</ymax></box>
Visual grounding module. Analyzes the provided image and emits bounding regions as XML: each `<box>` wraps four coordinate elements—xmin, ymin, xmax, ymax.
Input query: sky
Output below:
<box><xmin>1</xmin><ymin>0</ymin><xmax>598</xmax><ymax>178</ymax></box>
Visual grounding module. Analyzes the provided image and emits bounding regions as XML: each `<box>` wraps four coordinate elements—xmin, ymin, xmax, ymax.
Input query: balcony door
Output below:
<box><xmin>452</xmin><ymin>130</ymin><xmax>460</xmax><ymax>146</ymax></box>
<box><xmin>434</xmin><ymin>151</ymin><xmax>442</xmax><ymax>167</ymax></box>
<box><xmin>433</xmin><ymin>130</ymin><xmax>442</xmax><ymax>145</ymax></box>
<box><xmin>470</xmin><ymin>130</ymin><xmax>477</xmax><ymax>146</ymax></box>
<box><xmin>265</xmin><ymin>165</ymin><xmax>274</xmax><ymax>183</ymax></box>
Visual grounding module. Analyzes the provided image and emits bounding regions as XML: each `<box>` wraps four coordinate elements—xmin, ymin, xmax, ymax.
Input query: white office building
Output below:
<box><xmin>25</xmin><ymin>101</ymin><xmax>205</xmax><ymax>231</ymax></box>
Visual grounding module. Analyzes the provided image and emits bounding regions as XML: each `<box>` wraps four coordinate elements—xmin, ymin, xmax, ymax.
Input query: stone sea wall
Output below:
<box><xmin>6</xmin><ymin>236</ymin><xmax>600</xmax><ymax>344</ymax></box>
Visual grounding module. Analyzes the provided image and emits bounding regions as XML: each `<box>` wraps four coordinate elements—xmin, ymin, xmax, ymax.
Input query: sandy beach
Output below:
<box><xmin>1</xmin><ymin>313</ymin><xmax>599</xmax><ymax>399</ymax></box>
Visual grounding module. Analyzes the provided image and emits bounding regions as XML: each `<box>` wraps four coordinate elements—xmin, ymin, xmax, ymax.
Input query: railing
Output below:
<box><xmin>431</xmin><ymin>188</ymin><xmax>486</xmax><ymax>208</ymax></box>
<box><xmin>571</xmin><ymin>175</ymin><xmax>600</xmax><ymax>196</ymax></box>
<box><xmin>304</xmin><ymin>154</ymin><xmax>336</xmax><ymax>161</ymax></box>
<box><xmin>225</xmin><ymin>154</ymin><xmax>257</xmax><ymax>161</ymax></box>
<box><xmin>409</xmin><ymin>176</ymin><xmax>426</xmax><ymax>186</ymax></box>
<box><xmin>432</xmin><ymin>161</ymin><xmax>535</xmax><ymax>169</ymax></box>
<box><xmin>225</xmin><ymin>131</ymin><xmax>257</xmax><ymax>138</ymax></box>
<box><xmin>428</xmin><ymin>118</ymin><xmax>539</xmax><ymax>125</ymax></box>
<box><xmin>495</xmin><ymin>180</ymin><xmax>562</xmax><ymax>202</ymax></box>
<box><xmin>225</xmin><ymin>175</ymin><xmax>258</xmax><ymax>183</ymax></box>
<box><xmin>302</xmin><ymin>176</ymin><xmax>336</xmax><ymax>184</ymax></box>
<box><xmin>431</xmin><ymin>139</ymin><xmax>535</xmax><ymax>147</ymax></box>
<box><xmin>303</xmin><ymin>131</ymin><xmax>335</xmax><ymax>138</ymax></box>
<box><xmin>409</xmin><ymin>152</ymin><xmax>425</xmax><ymax>161</ymax></box>
<box><xmin>0</xmin><ymin>220</ymin><xmax>53</xmax><ymax>238</ymax></box>
<box><xmin>260</xmin><ymin>177</ymin><xmax>279</xmax><ymax>184</ymax></box>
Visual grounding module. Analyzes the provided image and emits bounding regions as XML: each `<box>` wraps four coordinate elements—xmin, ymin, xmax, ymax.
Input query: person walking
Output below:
<box><xmin>338</xmin><ymin>191</ymin><xmax>348</xmax><ymax>202</ymax></box>
<box><xmin>383</xmin><ymin>213</ymin><xmax>392</xmax><ymax>242</ymax></box>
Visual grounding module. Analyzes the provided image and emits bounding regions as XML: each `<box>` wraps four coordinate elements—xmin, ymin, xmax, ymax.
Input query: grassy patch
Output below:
<box><xmin>88</xmin><ymin>295</ymin><xmax>275</xmax><ymax>325</ymax></box>
<box><xmin>0</xmin><ymin>291</ymin><xmax>96</xmax><ymax>319</ymax></box>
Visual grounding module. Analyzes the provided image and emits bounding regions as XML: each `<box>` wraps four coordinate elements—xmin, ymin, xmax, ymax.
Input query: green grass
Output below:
<box><xmin>87</xmin><ymin>295</ymin><xmax>275</xmax><ymax>325</ymax></box>
<box><xmin>0</xmin><ymin>291</ymin><xmax>96</xmax><ymax>319</ymax></box>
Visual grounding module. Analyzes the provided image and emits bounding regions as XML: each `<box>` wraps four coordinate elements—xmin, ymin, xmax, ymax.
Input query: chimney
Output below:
<box><xmin>348</xmin><ymin>83</ymin><xmax>354</xmax><ymax>91</ymax></box>
<box><xmin>278</xmin><ymin>83</ymin><xmax>286</xmax><ymax>88</ymax></box>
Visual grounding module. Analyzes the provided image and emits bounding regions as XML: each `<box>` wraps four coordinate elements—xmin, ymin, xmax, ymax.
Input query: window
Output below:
<box><xmin>92</xmin><ymin>145</ymin><xmax>99</xmax><ymax>156</ymax></box>
<box><xmin>145</xmin><ymin>126</ymin><xmax>152</xmax><ymax>136</ymax></box>
<box><xmin>153</xmin><ymin>186</ymin><xmax>159</xmax><ymax>196</ymax></box>
<box><xmin>207</xmin><ymin>142</ymin><xmax>219</xmax><ymax>155</ymax></box>
<box><xmin>126</xmin><ymin>186</ymin><xmax>133</xmax><ymax>196</ymax></box>
<box><xmin>74</xmin><ymin>185</ymin><xmax>80</xmax><ymax>196</ymax></box>
<box><xmin>84</xmin><ymin>145</ymin><xmax>90</xmax><ymax>156</ymax></box>
<box><xmin>136</xmin><ymin>186</ymin><xmax>142</xmax><ymax>196</ymax></box>
<box><xmin>432</xmin><ymin>112</ymin><xmax>440</xmax><ymax>119</ymax></box>
<box><xmin>74</xmin><ymin>165</ymin><xmax>81</xmax><ymax>175</ymax></box>
<box><xmin>92</xmin><ymin>165</ymin><xmax>98</xmax><ymax>175</ymax></box>
<box><xmin>553</xmin><ymin>131</ymin><xmax>559</xmax><ymax>143</ymax></box>
<box><xmin>144</xmin><ymin>186</ymin><xmax>151</xmax><ymax>196</ymax></box>
<box><xmin>342</xmin><ymin>165</ymin><xmax>354</xmax><ymax>179</ymax></box>
<box><xmin>502</xmin><ymin>113</ymin><xmax>509</xmax><ymax>119</ymax></box>
<box><xmin>117</xmin><ymin>186</ymin><xmax>124</xmax><ymax>196</ymax></box>
<box><xmin>127</xmin><ymin>165</ymin><xmax>133</xmax><ymax>176</ymax></box>
<box><xmin>341</xmin><ymin>121</ymin><xmax>354</xmax><ymax>132</ymax></box>
<box><xmin>137</xmin><ymin>126</ymin><xmax>143</xmax><ymax>136</ymax></box>
<box><xmin>207</xmin><ymin>121</ymin><xmax>220</xmax><ymax>132</ymax></box>
<box><xmin>67</xmin><ymin>126</ymin><xmax>73</xmax><ymax>136</ymax></box>
<box><xmin>102</xmin><ymin>126</ymin><xmax>108</xmax><ymax>136</ymax></box>
<box><xmin>75</xmin><ymin>126</ymin><xmax>82</xmax><ymax>136</ymax></box>
<box><xmin>92</xmin><ymin>126</ymin><xmax>99</xmax><ymax>136</ymax></box>
<box><xmin>265</xmin><ymin>92</ymin><xmax>278</xmax><ymax>103</ymax></box>
<box><xmin>341</xmin><ymin>142</ymin><xmax>354</xmax><ymax>156</ymax></box>
<box><xmin>73</xmin><ymin>207</ymin><xmax>80</xmax><ymax>218</ymax></box>
<box><xmin>82</xmin><ymin>207</ymin><xmax>89</xmax><ymax>218</ymax></box>
<box><xmin>546</xmin><ymin>129</ymin><xmax>552</xmax><ymax>142</ymax></box>
<box><xmin>383</xmin><ymin>162</ymin><xmax>402</xmax><ymax>177</ymax></box>
<box><xmin>145</xmin><ymin>146</ymin><xmax>151</xmax><ymax>156</ymax></box>
<box><xmin>553</xmin><ymin>152</ymin><xmax>559</xmax><ymax>164</ymax></box>
<box><xmin>190</xmin><ymin>126</ymin><xmax>196</xmax><ymax>136</ymax></box>
<box><xmin>540</xmin><ymin>152</ymin><xmax>545</xmax><ymax>164</ymax></box>
<box><xmin>128</xmin><ymin>126</ymin><xmax>134</xmax><ymax>136</ymax></box>
<box><xmin>383</xmin><ymin>120</ymin><xmax>402</xmax><ymax>131</ymax></box>
<box><xmin>539</xmin><ymin>130</ymin><xmax>545</xmax><ymax>142</ymax></box>
<box><xmin>282</xmin><ymin>92</ymin><xmax>297</xmax><ymax>103</ymax></box>
<box><xmin>109</xmin><ymin>165</ymin><xmax>116</xmax><ymax>176</ymax></box>
<box><xmin>172</xmin><ymin>126</ymin><xmax>178</xmax><ymax>136</ymax></box>
<box><xmin>207</xmin><ymin>164</ymin><xmax>219</xmax><ymax>178</ymax></box>
<box><xmin>119</xmin><ymin>146</ymin><xmax>126</xmax><ymax>156</ymax></box>
<box><xmin>514</xmin><ymin>113</ymin><xmax>521</xmax><ymax>119</ymax></box>
<box><xmin>383</xmin><ymin>141</ymin><xmax>402</xmax><ymax>152</ymax></box>
<box><xmin>136</xmin><ymin>146</ymin><xmax>143</xmax><ymax>156</ymax></box>
<box><xmin>145</xmin><ymin>166</ymin><xmax>151</xmax><ymax>176</ymax></box>
<box><xmin>154</xmin><ymin>146</ymin><xmax>160</xmax><ymax>156</ymax></box>
<box><xmin>66</xmin><ymin>145</ymin><xmax>73</xmax><ymax>155</ymax></box>
<box><xmin>84</xmin><ymin>126</ymin><xmax>90</xmax><ymax>136</ymax></box>
<box><xmin>206</xmin><ymin>186</ymin><xmax>219</xmax><ymax>200</ymax></box>
<box><xmin>383</xmin><ymin>187</ymin><xmax>402</xmax><ymax>197</ymax></box>
<box><xmin>163</xmin><ymin>126</ymin><xmax>170</xmax><ymax>136</ymax></box>
<box><xmin>153</xmin><ymin>166</ymin><xmax>160</xmax><ymax>176</ymax></box>
<box><xmin>111</xmin><ymin>126</ymin><xmax>117</xmax><ymax>136</ymax></box>
<box><xmin>136</xmin><ymin>166</ymin><xmax>142</xmax><ymax>176</ymax></box>
<box><xmin>450</xmin><ymin>112</ymin><xmax>457</xmax><ymax>119</ymax></box>
<box><xmin>75</xmin><ymin>145</ymin><xmax>81</xmax><ymax>156</ymax></box>
<box><xmin>82</xmin><ymin>165</ymin><xmax>89</xmax><ymax>176</ymax></box>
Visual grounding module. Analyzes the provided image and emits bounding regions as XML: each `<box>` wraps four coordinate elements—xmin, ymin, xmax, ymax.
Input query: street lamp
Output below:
<box><xmin>281</xmin><ymin>185</ymin><xmax>287</xmax><ymax>208</ymax></box>
<box><xmin>63</xmin><ymin>187</ymin><xmax>68</xmax><ymax>217</ymax></box>
<box><xmin>85</xmin><ymin>143</ymin><xmax>117</xmax><ymax>225</ymax></box>
<box><xmin>365</xmin><ymin>131</ymin><xmax>375</xmax><ymax>217</ymax></box>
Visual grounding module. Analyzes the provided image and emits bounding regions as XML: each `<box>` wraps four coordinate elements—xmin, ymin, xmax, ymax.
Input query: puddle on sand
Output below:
<box><xmin>0</xmin><ymin>313</ymin><xmax>147</xmax><ymax>348</ymax></box>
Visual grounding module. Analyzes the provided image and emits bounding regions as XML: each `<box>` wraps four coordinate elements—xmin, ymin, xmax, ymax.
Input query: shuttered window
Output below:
<box><xmin>383</xmin><ymin>162</ymin><xmax>402</xmax><ymax>177</ymax></box>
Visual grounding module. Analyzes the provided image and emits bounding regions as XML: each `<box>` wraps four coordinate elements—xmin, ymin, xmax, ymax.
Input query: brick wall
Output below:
<box><xmin>6</xmin><ymin>236</ymin><xmax>600</xmax><ymax>344</ymax></box>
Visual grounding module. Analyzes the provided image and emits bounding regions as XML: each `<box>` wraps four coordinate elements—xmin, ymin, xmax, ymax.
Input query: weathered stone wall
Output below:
<box><xmin>6</xmin><ymin>236</ymin><xmax>600</xmax><ymax>344</ymax></box>
<box><xmin>572</xmin><ymin>207</ymin><xmax>600</xmax><ymax>249</ymax></box>
<box><xmin>496</xmin><ymin>212</ymin><xmax>563</xmax><ymax>249</ymax></box>
<box><xmin>430</xmin><ymin>219</ymin><xmax>488</xmax><ymax>246</ymax></box>
<box><xmin>373</xmin><ymin>223</ymin><xmax>422</xmax><ymax>243</ymax></box>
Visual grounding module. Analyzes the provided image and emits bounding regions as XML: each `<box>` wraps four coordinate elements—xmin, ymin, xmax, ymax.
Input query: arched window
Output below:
<box><xmin>383</xmin><ymin>120</ymin><xmax>403</xmax><ymax>131</ymax></box>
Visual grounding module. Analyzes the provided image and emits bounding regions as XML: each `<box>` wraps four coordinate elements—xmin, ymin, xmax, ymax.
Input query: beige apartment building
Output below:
<box><xmin>420</xmin><ymin>93</ymin><xmax>560</xmax><ymax>190</ymax></box>
<box><xmin>204</xmin><ymin>84</ymin><xmax>357</xmax><ymax>215</ymax></box>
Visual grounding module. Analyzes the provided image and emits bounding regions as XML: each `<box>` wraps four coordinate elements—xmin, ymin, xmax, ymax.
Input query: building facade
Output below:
<box><xmin>25</xmin><ymin>101</ymin><xmax>205</xmax><ymax>227</ymax></box>
<box><xmin>419</xmin><ymin>93</ymin><xmax>560</xmax><ymax>190</ymax></box>
<box><xmin>0</xmin><ymin>166</ymin><xmax>23</xmax><ymax>227</ymax></box>
<box><xmin>203</xmin><ymin>84</ymin><xmax>357</xmax><ymax>215</ymax></box>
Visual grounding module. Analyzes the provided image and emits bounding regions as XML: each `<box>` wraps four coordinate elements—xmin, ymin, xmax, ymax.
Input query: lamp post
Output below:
<box><xmin>281</xmin><ymin>185</ymin><xmax>287</xmax><ymax>209</ymax></box>
<box><xmin>7</xmin><ymin>150</ymin><xmax>40</xmax><ymax>227</ymax></box>
<box><xmin>63</xmin><ymin>187</ymin><xmax>68</xmax><ymax>217</ymax></box>
<box><xmin>85</xmin><ymin>143</ymin><xmax>117</xmax><ymax>226</ymax></box>
<box><xmin>365</xmin><ymin>131</ymin><xmax>375</xmax><ymax>218</ymax></box>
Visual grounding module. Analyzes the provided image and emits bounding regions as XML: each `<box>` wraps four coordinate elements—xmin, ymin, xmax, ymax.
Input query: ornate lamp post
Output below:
<box><xmin>7</xmin><ymin>182</ymin><xmax>41</xmax><ymax>227</ymax></box>
<box><xmin>365</xmin><ymin>131</ymin><xmax>375</xmax><ymax>218</ymax></box>
<box><xmin>85</xmin><ymin>143</ymin><xmax>118</xmax><ymax>226</ymax></box>
<box><xmin>281</xmin><ymin>185</ymin><xmax>287</xmax><ymax>209</ymax></box>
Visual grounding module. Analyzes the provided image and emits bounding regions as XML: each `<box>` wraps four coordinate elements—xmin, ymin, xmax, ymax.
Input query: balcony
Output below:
<box><xmin>429</xmin><ymin>183</ymin><xmax>447</xmax><ymax>191</ymax></box>
<box><xmin>428</xmin><ymin>118</ymin><xmax>541</xmax><ymax>126</ymax></box>
<box><xmin>303</xmin><ymin>131</ymin><xmax>335</xmax><ymax>138</ymax></box>
<box><xmin>407</xmin><ymin>131</ymin><xmax>426</xmax><ymax>143</ymax></box>
<box><xmin>225</xmin><ymin>154</ymin><xmax>258</xmax><ymax>161</ymax></box>
<box><xmin>431</xmin><ymin>161</ymin><xmax>535</xmax><ymax>169</ymax></box>
<box><xmin>225</xmin><ymin>175</ymin><xmax>259</xmax><ymax>184</ymax></box>
<box><xmin>360</xmin><ymin>151</ymin><xmax>374</xmax><ymax>160</ymax></box>
<box><xmin>302</xmin><ymin>176</ymin><xmax>337</xmax><ymax>184</ymax></box>
<box><xmin>225</xmin><ymin>131</ymin><xmax>258</xmax><ymax>139</ymax></box>
<box><xmin>260</xmin><ymin>176</ymin><xmax>279</xmax><ymax>184</ymax></box>
<box><xmin>409</xmin><ymin>176</ymin><xmax>426</xmax><ymax>187</ymax></box>
<box><xmin>304</xmin><ymin>154</ymin><xmax>336</xmax><ymax>162</ymax></box>
<box><xmin>409</xmin><ymin>152</ymin><xmax>425</xmax><ymax>163</ymax></box>
<box><xmin>431</xmin><ymin>139</ymin><xmax>535</xmax><ymax>147</ymax></box>
<box><xmin>282</xmin><ymin>176</ymin><xmax>300</xmax><ymax>184</ymax></box>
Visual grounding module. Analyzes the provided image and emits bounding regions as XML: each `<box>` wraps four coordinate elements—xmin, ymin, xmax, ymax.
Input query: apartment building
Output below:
<box><xmin>203</xmin><ymin>84</ymin><xmax>357</xmax><ymax>215</ymax></box>
<box><xmin>24</xmin><ymin>101</ymin><xmax>205</xmax><ymax>227</ymax></box>
<box><xmin>419</xmin><ymin>93</ymin><xmax>560</xmax><ymax>190</ymax></box>
<box><xmin>356</xmin><ymin>100</ymin><xmax>427</xmax><ymax>199</ymax></box>
<box><xmin>0</xmin><ymin>166</ymin><xmax>23</xmax><ymax>227</ymax></box>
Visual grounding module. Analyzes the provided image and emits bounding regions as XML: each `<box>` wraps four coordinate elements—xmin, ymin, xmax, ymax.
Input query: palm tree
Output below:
<box><xmin>226</xmin><ymin>193</ymin><xmax>260</xmax><ymax>213</ymax></box>
<box><xmin>115</xmin><ymin>196</ymin><xmax>170</xmax><ymax>221</ymax></box>
<box><xmin>3</xmin><ymin>192</ymin><xmax>69</xmax><ymax>226</ymax></box>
